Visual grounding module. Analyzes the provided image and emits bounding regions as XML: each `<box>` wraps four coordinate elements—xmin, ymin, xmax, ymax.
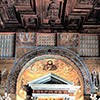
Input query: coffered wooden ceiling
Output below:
<box><xmin>0</xmin><ymin>0</ymin><xmax>100</xmax><ymax>32</ymax></box>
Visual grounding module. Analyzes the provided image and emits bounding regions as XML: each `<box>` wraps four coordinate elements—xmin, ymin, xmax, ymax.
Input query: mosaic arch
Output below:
<box><xmin>16</xmin><ymin>55</ymin><xmax>84</xmax><ymax>100</ymax></box>
<box><xmin>7</xmin><ymin>47</ymin><xmax>93</xmax><ymax>95</ymax></box>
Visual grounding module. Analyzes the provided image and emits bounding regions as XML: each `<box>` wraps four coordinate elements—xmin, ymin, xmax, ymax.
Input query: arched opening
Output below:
<box><xmin>7</xmin><ymin>47</ymin><xmax>93</xmax><ymax>100</ymax></box>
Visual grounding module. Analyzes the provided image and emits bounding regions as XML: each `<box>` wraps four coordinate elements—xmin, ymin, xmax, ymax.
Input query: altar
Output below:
<box><xmin>27</xmin><ymin>73</ymin><xmax>80</xmax><ymax>100</ymax></box>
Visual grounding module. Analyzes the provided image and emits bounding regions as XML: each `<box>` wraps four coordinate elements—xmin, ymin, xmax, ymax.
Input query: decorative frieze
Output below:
<box><xmin>36</xmin><ymin>33</ymin><xmax>56</xmax><ymax>46</ymax></box>
<box><xmin>79</xmin><ymin>34</ymin><xmax>99</xmax><ymax>57</ymax></box>
<box><xmin>16</xmin><ymin>32</ymin><xmax>36</xmax><ymax>46</ymax></box>
<box><xmin>57</xmin><ymin>33</ymin><xmax>79</xmax><ymax>52</ymax></box>
<box><xmin>0</xmin><ymin>33</ymin><xmax>15</xmax><ymax>58</ymax></box>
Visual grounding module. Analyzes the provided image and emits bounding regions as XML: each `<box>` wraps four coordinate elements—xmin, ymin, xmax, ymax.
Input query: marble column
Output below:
<box><xmin>0</xmin><ymin>70</ymin><xmax>1</xmax><ymax>85</ymax></box>
<box><xmin>99</xmin><ymin>72</ymin><xmax>100</xmax><ymax>86</ymax></box>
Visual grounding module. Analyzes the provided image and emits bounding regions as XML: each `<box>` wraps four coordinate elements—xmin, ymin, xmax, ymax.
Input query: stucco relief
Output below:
<box><xmin>58</xmin><ymin>33</ymin><xmax>79</xmax><ymax>48</ymax></box>
<box><xmin>16</xmin><ymin>32</ymin><xmax>36</xmax><ymax>46</ymax></box>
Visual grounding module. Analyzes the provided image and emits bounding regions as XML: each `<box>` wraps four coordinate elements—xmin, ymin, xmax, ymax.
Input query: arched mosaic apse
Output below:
<box><xmin>7</xmin><ymin>47</ymin><xmax>93</xmax><ymax>95</ymax></box>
